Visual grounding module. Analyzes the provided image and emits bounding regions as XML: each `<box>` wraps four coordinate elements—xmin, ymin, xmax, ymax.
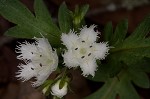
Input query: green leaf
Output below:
<box><xmin>140</xmin><ymin>57</ymin><xmax>150</xmax><ymax>73</ymax></box>
<box><xmin>76</xmin><ymin>4</ymin><xmax>89</xmax><ymax>22</ymax></box>
<box><xmin>5</xmin><ymin>26</ymin><xmax>36</xmax><ymax>38</ymax></box>
<box><xmin>104</xmin><ymin>22</ymin><xmax>113</xmax><ymax>41</ymax></box>
<box><xmin>85</xmin><ymin>79</ymin><xmax>117</xmax><ymax>99</ymax></box>
<box><xmin>34</xmin><ymin>0</ymin><xmax>61</xmax><ymax>37</ymax></box>
<box><xmin>34</xmin><ymin>0</ymin><xmax>52</xmax><ymax>23</ymax></box>
<box><xmin>88</xmin><ymin>58</ymin><xmax>122</xmax><ymax>82</ymax></box>
<box><xmin>126</xmin><ymin>14</ymin><xmax>150</xmax><ymax>40</ymax></box>
<box><xmin>111</xmin><ymin>38</ymin><xmax>150</xmax><ymax>66</ymax></box>
<box><xmin>118</xmin><ymin>78</ymin><xmax>140</xmax><ymax>99</ymax></box>
<box><xmin>0</xmin><ymin>0</ymin><xmax>35</xmax><ymax>25</ymax></box>
<box><xmin>73</xmin><ymin>4</ymin><xmax>89</xmax><ymax>31</ymax></box>
<box><xmin>87</xmin><ymin>14</ymin><xmax>150</xmax><ymax>99</ymax></box>
<box><xmin>110</xmin><ymin>15</ymin><xmax>150</xmax><ymax>65</ymax></box>
<box><xmin>0</xmin><ymin>0</ymin><xmax>61</xmax><ymax>47</ymax></box>
<box><xmin>110</xmin><ymin>20</ymin><xmax>128</xmax><ymax>44</ymax></box>
<box><xmin>85</xmin><ymin>70</ymin><xmax>141</xmax><ymax>99</ymax></box>
<box><xmin>127</xmin><ymin>58</ymin><xmax>150</xmax><ymax>88</ymax></box>
<box><xmin>88</xmin><ymin>64</ymin><xmax>110</xmax><ymax>82</ymax></box>
<box><xmin>129</xmin><ymin>69</ymin><xmax>150</xmax><ymax>88</ymax></box>
<box><xmin>110</xmin><ymin>19</ymin><xmax>128</xmax><ymax>45</ymax></box>
<box><xmin>58</xmin><ymin>2</ymin><xmax>72</xmax><ymax>33</ymax></box>
<box><xmin>80</xmin><ymin>4</ymin><xmax>89</xmax><ymax>18</ymax></box>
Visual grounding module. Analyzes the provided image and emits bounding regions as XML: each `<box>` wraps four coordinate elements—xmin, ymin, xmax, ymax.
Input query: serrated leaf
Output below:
<box><xmin>34</xmin><ymin>0</ymin><xmax>61</xmax><ymax>39</ymax></box>
<box><xmin>126</xmin><ymin>14</ymin><xmax>150</xmax><ymax>40</ymax></box>
<box><xmin>0</xmin><ymin>0</ymin><xmax>35</xmax><ymax>25</ymax></box>
<box><xmin>129</xmin><ymin>69</ymin><xmax>150</xmax><ymax>88</ymax></box>
<box><xmin>88</xmin><ymin>58</ymin><xmax>122</xmax><ymax>82</ymax></box>
<box><xmin>104</xmin><ymin>19</ymin><xmax>128</xmax><ymax>46</ymax></box>
<box><xmin>58</xmin><ymin>2</ymin><xmax>72</xmax><ymax>33</ymax></box>
<box><xmin>140</xmin><ymin>57</ymin><xmax>150</xmax><ymax>73</ymax></box>
<box><xmin>87</xmin><ymin>14</ymin><xmax>150</xmax><ymax>99</ymax></box>
<box><xmin>0</xmin><ymin>0</ymin><xmax>61</xmax><ymax>47</ymax></box>
<box><xmin>110</xmin><ymin>19</ymin><xmax>128</xmax><ymax>45</ymax></box>
<box><xmin>5</xmin><ymin>26</ymin><xmax>36</xmax><ymax>38</ymax></box>
<box><xmin>85</xmin><ymin>79</ymin><xmax>117</xmax><ymax>99</ymax></box>
<box><xmin>126</xmin><ymin>58</ymin><xmax>150</xmax><ymax>88</ymax></box>
<box><xmin>77</xmin><ymin>4</ymin><xmax>89</xmax><ymax>22</ymax></box>
<box><xmin>118</xmin><ymin>78</ymin><xmax>140</xmax><ymax>99</ymax></box>
<box><xmin>85</xmin><ymin>70</ymin><xmax>141</xmax><ymax>99</ymax></box>
<box><xmin>88</xmin><ymin>64</ymin><xmax>110</xmax><ymax>82</ymax></box>
<box><xmin>104</xmin><ymin>22</ymin><xmax>113</xmax><ymax>41</ymax></box>
<box><xmin>73</xmin><ymin>4</ymin><xmax>89</xmax><ymax>31</ymax></box>
<box><xmin>111</xmin><ymin>38</ymin><xmax>150</xmax><ymax>66</ymax></box>
<box><xmin>34</xmin><ymin>0</ymin><xmax>52</xmax><ymax>23</ymax></box>
<box><xmin>110</xmin><ymin>14</ymin><xmax>150</xmax><ymax>66</ymax></box>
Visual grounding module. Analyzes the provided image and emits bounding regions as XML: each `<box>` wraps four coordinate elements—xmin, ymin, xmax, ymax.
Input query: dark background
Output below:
<box><xmin>0</xmin><ymin>0</ymin><xmax>150</xmax><ymax>99</ymax></box>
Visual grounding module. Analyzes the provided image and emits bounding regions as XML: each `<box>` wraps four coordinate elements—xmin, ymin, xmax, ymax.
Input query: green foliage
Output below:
<box><xmin>58</xmin><ymin>2</ymin><xmax>73</xmax><ymax>33</ymax></box>
<box><xmin>104</xmin><ymin>22</ymin><xmax>113</xmax><ymax>41</ymax></box>
<box><xmin>0</xmin><ymin>0</ymin><xmax>87</xmax><ymax>45</ymax></box>
<box><xmin>39</xmin><ymin>80</ymin><xmax>53</xmax><ymax>96</ymax></box>
<box><xmin>86</xmin><ymin>69</ymin><xmax>141</xmax><ymax>99</ymax></box>
<box><xmin>58</xmin><ymin>3</ymin><xmax>89</xmax><ymax>32</ymax></box>
<box><xmin>0</xmin><ymin>0</ymin><xmax>61</xmax><ymax>47</ymax></box>
<box><xmin>72</xmin><ymin>4</ymin><xmax>89</xmax><ymax>31</ymax></box>
<box><xmin>86</xmin><ymin>15</ymin><xmax>150</xmax><ymax>99</ymax></box>
<box><xmin>110</xmin><ymin>19</ymin><xmax>128</xmax><ymax>45</ymax></box>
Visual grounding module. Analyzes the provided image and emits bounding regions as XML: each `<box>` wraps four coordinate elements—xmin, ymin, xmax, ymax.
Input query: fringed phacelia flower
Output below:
<box><xmin>51</xmin><ymin>80</ymin><xmax>68</xmax><ymax>98</ymax></box>
<box><xmin>16</xmin><ymin>38</ymin><xmax>58</xmax><ymax>87</ymax></box>
<box><xmin>61</xmin><ymin>25</ymin><xmax>110</xmax><ymax>77</ymax></box>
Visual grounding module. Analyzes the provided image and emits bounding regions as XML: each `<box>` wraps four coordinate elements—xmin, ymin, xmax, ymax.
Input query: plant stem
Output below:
<box><xmin>53</xmin><ymin>96</ymin><xmax>61</xmax><ymax>99</ymax></box>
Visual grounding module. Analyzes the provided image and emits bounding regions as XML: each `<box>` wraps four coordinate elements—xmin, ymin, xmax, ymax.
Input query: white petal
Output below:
<box><xmin>35</xmin><ymin>38</ymin><xmax>52</xmax><ymax>52</ymax></box>
<box><xmin>32</xmin><ymin>52</ymin><xmax>58</xmax><ymax>87</ymax></box>
<box><xmin>80</xmin><ymin>58</ymin><xmax>97</xmax><ymax>77</ymax></box>
<box><xmin>31</xmin><ymin>71</ymin><xmax>49</xmax><ymax>87</ymax></box>
<box><xmin>51</xmin><ymin>80</ymin><xmax>68</xmax><ymax>98</ymax></box>
<box><xmin>80</xmin><ymin>25</ymin><xmax>99</xmax><ymax>43</ymax></box>
<box><xmin>63</xmin><ymin>50</ymin><xmax>79</xmax><ymax>68</ymax></box>
<box><xmin>16</xmin><ymin>63</ymin><xmax>37</xmax><ymax>81</ymax></box>
<box><xmin>92</xmin><ymin>42</ymin><xmax>109</xmax><ymax>59</ymax></box>
<box><xmin>61</xmin><ymin>31</ymin><xmax>79</xmax><ymax>49</ymax></box>
<box><xmin>16</xmin><ymin>42</ymin><xmax>38</xmax><ymax>60</ymax></box>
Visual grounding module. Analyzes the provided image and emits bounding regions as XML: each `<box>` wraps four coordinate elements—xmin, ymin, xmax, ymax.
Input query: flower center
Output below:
<box><xmin>47</xmin><ymin>59</ymin><xmax>53</xmax><ymax>65</ymax></box>
<box><xmin>80</xmin><ymin>48</ymin><xmax>87</xmax><ymax>55</ymax></box>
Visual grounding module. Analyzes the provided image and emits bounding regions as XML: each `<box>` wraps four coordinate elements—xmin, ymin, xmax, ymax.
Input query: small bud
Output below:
<box><xmin>51</xmin><ymin>80</ymin><xmax>68</xmax><ymax>98</ymax></box>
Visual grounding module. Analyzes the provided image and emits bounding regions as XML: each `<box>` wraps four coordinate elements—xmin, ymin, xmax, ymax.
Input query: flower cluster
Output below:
<box><xmin>61</xmin><ymin>25</ymin><xmax>109</xmax><ymax>77</ymax></box>
<box><xmin>15</xmin><ymin>25</ymin><xmax>110</xmax><ymax>98</ymax></box>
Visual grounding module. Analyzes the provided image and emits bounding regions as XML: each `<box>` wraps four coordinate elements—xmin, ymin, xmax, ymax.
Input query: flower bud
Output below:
<box><xmin>51</xmin><ymin>80</ymin><xmax>68</xmax><ymax>98</ymax></box>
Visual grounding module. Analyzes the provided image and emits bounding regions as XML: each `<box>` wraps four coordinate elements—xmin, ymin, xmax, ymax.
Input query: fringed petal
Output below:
<box><xmin>79</xmin><ymin>25</ymin><xmax>99</xmax><ymax>43</ymax></box>
<box><xmin>16</xmin><ymin>38</ymin><xmax>58</xmax><ymax>87</ymax></box>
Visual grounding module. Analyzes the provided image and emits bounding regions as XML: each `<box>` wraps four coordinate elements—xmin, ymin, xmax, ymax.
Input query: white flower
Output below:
<box><xmin>51</xmin><ymin>80</ymin><xmax>68</xmax><ymax>98</ymax></box>
<box><xmin>61</xmin><ymin>25</ymin><xmax>110</xmax><ymax>77</ymax></box>
<box><xmin>16</xmin><ymin>38</ymin><xmax>58</xmax><ymax>87</ymax></box>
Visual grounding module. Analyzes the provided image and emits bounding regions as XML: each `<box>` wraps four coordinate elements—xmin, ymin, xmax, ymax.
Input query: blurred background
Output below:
<box><xmin>0</xmin><ymin>0</ymin><xmax>150</xmax><ymax>99</ymax></box>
